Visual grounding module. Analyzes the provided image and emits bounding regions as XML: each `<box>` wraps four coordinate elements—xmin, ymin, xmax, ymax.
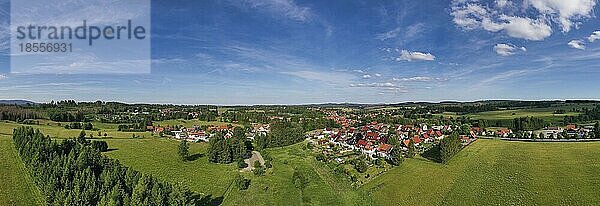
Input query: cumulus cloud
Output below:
<box><xmin>0</xmin><ymin>74</ymin><xmax>6</xmax><ymax>80</ymax></box>
<box><xmin>568</xmin><ymin>40</ymin><xmax>586</xmax><ymax>50</ymax></box>
<box><xmin>451</xmin><ymin>0</ymin><xmax>595</xmax><ymax>40</ymax></box>
<box><xmin>588</xmin><ymin>31</ymin><xmax>600</xmax><ymax>42</ymax></box>
<box><xmin>494</xmin><ymin>43</ymin><xmax>527</xmax><ymax>56</ymax></box>
<box><xmin>396</xmin><ymin>50</ymin><xmax>436</xmax><ymax>62</ymax></box>
<box><xmin>526</xmin><ymin>0</ymin><xmax>596</xmax><ymax>32</ymax></box>
<box><xmin>498</xmin><ymin>16</ymin><xmax>552</xmax><ymax>41</ymax></box>
<box><xmin>362</xmin><ymin>74</ymin><xmax>372</xmax><ymax>78</ymax></box>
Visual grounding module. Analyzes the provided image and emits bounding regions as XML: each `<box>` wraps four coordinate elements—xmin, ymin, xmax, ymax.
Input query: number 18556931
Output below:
<box><xmin>19</xmin><ymin>43</ymin><xmax>72</xmax><ymax>53</ymax></box>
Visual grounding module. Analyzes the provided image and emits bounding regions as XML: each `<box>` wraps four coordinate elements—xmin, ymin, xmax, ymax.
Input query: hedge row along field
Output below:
<box><xmin>12</xmin><ymin>127</ymin><xmax>203</xmax><ymax>206</ymax></box>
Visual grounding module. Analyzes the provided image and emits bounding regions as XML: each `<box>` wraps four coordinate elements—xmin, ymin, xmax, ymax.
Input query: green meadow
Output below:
<box><xmin>104</xmin><ymin>138</ymin><xmax>373</xmax><ymax>206</ymax></box>
<box><xmin>2</xmin><ymin>120</ymin><xmax>600</xmax><ymax>205</ymax></box>
<box><xmin>465</xmin><ymin>108</ymin><xmax>578</xmax><ymax>122</ymax></box>
<box><xmin>0</xmin><ymin>135</ymin><xmax>45</xmax><ymax>206</ymax></box>
<box><xmin>154</xmin><ymin>119</ymin><xmax>243</xmax><ymax>128</ymax></box>
<box><xmin>363</xmin><ymin>139</ymin><xmax>600</xmax><ymax>205</ymax></box>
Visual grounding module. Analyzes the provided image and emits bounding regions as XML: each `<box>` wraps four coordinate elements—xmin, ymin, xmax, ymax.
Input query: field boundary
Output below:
<box><xmin>500</xmin><ymin>138</ymin><xmax>600</xmax><ymax>142</ymax></box>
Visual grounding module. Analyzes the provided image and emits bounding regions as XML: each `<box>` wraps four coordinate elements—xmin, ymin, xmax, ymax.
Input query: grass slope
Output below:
<box><xmin>223</xmin><ymin>143</ymin><xmax>374</xmax><ymax>206</ymax></box>
<box><xmin>103</xmin><ymin>138</ymin><xmax>238</xmax><ymax>198</ymax></box>
<box><xmin>0</xmin><ymin>135</ymin><xmax>45</xmax><ymax>206</ymax></box>
<box><xmin>363</xmin><ymin>139</ymin><xmax>600</xmax><ymax>205</ymax></box>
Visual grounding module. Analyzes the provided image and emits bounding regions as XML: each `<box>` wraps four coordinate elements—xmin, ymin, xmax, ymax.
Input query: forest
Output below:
<box><xmin>12</xmin><ymin>127</ymin><xmax>201</xmax><ymax>206</ymax></box>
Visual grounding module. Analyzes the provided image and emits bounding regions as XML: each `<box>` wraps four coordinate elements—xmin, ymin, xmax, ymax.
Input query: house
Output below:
<box><xmin>411</xmin><ymin>135</ymin><xmax>422</xmax><ymax>145</ymax></box>
<box><xmin>377</xmin><ymin>144</ymin><xmax>393</xmax><ymax>158</ymax></box>
<box><xmin>402</xmin><ymin>139</ymin><xmax>411</xmax><ymax>148</ymax></box>
<box><xmin>496</xmin><ymin>128</ymin><xmax>512</xmax><ymax>137</ymax></box>
<box><xmin>154</xmin><ymin>127</ymin><xmax>164</xmax><ymax>134</ymax></box>
<box><xmin>172</xmin><ymin>130</ymin><xmax>184</xmax><ymax>139</ymax></box>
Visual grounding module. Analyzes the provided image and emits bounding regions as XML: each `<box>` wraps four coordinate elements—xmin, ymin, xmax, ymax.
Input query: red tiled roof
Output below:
<box><xmin>377</xmin><ymin>144</ymin><xmax>392</xmax><ymax>152</ymax></box>
<box><xmin>412</xmin><ymin>136</ymin><xmax>421</xmax><ymax>144</ymax></box>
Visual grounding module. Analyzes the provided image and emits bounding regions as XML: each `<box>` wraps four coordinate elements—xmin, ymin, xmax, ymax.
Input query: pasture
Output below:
<box><xmin>0</xmin><ymin>135</ymin><xmax>45</xmax><ymax>206</ymax></box>
<box><xmin>363</xmin><ymin>139</ymin><xmax>600</xmax><ymax>205</ymax></box>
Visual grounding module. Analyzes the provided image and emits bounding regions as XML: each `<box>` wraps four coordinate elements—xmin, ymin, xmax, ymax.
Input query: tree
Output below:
<box><xmin>234</xmin><ymin>174</ymin><xmax>250</xmax><ymax>190</ymax></box>
<box><xmin>407</xmin><ymin>139</ymin><xmax>417</xmax><ymax>158</ymax></box>
<box><xmin>354</xmin><ymin>158</ymin><xmax>368</xmax><ymax>173</ymax></box>
<box><xmin>178</xmin><ymin>140</ymin><xmax>189</xmax><ymax>161</ymax></box>
<box><xmin>253</xmin><ymin>160</ymin><xmax>265</xmax><ymax>176</ymax></box>
<box><xmin>237</xmin><ymin>158</ymin><xmax>247</xmax><ymax>169</ymax></box>
<box><xmin>594</xmin><ymin>121</ymin><xmax>600</xmax><ymax>138</ymax></box>
<box><xmin>91</xmin><ymin>141</ymin><xmax>109</xmax><ymax>152</ymax></box>
<box><xmin>439</xmin><ymin>133</ymin><xmax>463</xmax><ymax>163</ymax></box>
<box><xmin>292</xmin><ymin>168</ymin><xmax>309</xmax><ymax>191</ymax></box>
<box><xmin>389</xmin><ymin>148</ymin><xmax>404</xmax><ymax>166</ymax></box>
<box><xmin>11</xmin><ymin>126</ymin><xmax>198</xmax><ymax>206</ymax></box>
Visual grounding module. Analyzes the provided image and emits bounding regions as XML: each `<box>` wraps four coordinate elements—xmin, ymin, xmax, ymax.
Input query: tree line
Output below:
<box><xmin>207</xmin><ymin>128</ymin><xmax>249</xmax><ymax>164</ymax></box>
<box><xmin>0</xmin><ymin>106</ymin><xmax>41</xmax><ymax>121</ymax></box>
<box><xmin>12</xmin><ymin>127</ymin><xmax>201</xmax><ymax>206</ymax></box>
<box><xmin>254</xmin><ymin>121</ymin><xmax>305</xmax><ymax>149</ymax></box>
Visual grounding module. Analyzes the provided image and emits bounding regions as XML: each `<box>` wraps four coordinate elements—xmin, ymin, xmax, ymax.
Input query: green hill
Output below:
<box><xmin>363</xmin><ymin>139</ymin><xmax>600</xmax><ymax>205</ymax></box>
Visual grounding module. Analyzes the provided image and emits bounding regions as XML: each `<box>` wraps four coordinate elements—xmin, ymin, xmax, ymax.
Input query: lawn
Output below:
<box><xmin>0</xmin><ymin>135</ymin><xmax>45</xmax><ymax>206</ymax></box>
<box><xmin>363</xmin><ymin>139</ymin><xmax>600</xmax><ymax>205</ymax></box>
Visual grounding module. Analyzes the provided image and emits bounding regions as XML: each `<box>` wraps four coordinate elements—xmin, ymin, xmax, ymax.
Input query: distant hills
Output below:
<box><xmin>0</xmin><ymin>100</ymin><xmax>36</xmax><ymax>105</ymax></box>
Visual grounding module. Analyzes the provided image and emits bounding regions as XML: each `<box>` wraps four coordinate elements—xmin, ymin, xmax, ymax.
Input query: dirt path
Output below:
<box><xmin>240</xmin><ymin>151</ymin><xmax>265</xmax><ymax>172</ymax></box>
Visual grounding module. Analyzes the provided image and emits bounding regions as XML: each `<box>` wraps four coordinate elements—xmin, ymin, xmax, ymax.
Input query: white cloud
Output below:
<box><xmin>568</xmin><ymin>40</ymin><xmax>586</xmax><ymax>50</ymax></box>
<box><xmin>588</xmin><ymin>31</ymin><xmax>600</xmax><ymax>42</ymax></box>
<box><xmin>374</xmin><ymin>73</ymin><xmax>382</xmax><ymax>77</ymax></box>
<box><xmin>496</xmin><ymin>0</ymin><xmax>511</xmax><ymax>8</ymax></box>
<box><xmin>451</xmin><ymin>3</ymin><xmax>489</xmax><ymax>30</ymax></box>
<box><xmin>396</xmin><ymin>50</ymin><xmax>436</xmax><ymax>62</ymax></box>
<box><xmin>526</xmin><ymin>0</ymin><xmax>596</xmax><ymax>32</ymax></box>
<box><xmin>394</xmin><ymin>76</ymin><xmax>433</xmax><ymax>81</ymax></box>
<box><xmin>499</xmin><ymin>16</ymin><xmax>553</xmax><ymax>41</ymax></box>
<box><xmin>451</xmin><ymin>0</ymin><xmax>594</xmax><ymax>40</ymax></box>
<box><xmin>0</xmin><ymin>74</ymin><xmax>6</xmax><ymax>80</ymax></box>
<box><xmin>350</xmin><ymin>82</ymin><xmax>403</xmax><ymax>89</ymax></box>
<box><xmin>362</xmin><ymin>74</ymin><xmax>372</xmax><ymax>78</ymax></box>
<box><xmin>494</xmin><ymin>43</ymin><xmax>527</xmax><ymax>56</ymax></box>
<box><xmin>241</xmin><ymin>0</ymin><xmax>313</xmax><ymax>22</ymax></box>
<box><xmin>376</xmin><ymin>27</ymin><xmax>402</xmax><ymax>41</ymax></box>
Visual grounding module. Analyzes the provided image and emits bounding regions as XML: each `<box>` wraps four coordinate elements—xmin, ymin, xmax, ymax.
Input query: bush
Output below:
<box><xmin>253</xmin><ymin>160</ymin><xmax>265</xmax><ymax>176</ymax></box>
<box><xmin>234</xmin><ymin>174</ymin><xmax>250</xmax><ymax>190</ymax></box>
<box><xmin>91</xmin><ymin>141</ymin><xmax>108</xmax><ymax>152</ymax></box>
<box><xmin>237</xmin><ymin>158</ymin><xmax>247</xmax><ymax>169</ymax></box>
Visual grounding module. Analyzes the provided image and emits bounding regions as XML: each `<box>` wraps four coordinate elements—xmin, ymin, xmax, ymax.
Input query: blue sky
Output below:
<box><xmin>1</xmin><ymin>0</ymin><xmax>600</xmax><ymax>105</ymax></box>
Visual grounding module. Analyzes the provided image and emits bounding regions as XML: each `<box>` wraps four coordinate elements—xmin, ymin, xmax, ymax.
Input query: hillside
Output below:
<box><xmin>363</xmin><ymin>139</ymin><xmax>600</xmax><ymax>205</ymax></box>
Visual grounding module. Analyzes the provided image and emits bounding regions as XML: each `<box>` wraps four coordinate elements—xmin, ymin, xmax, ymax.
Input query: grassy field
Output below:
<box><xmin>0</xmin><ymin>120</ymin><xmax>151</xmax><ymax>139</ymax></box>
<box><xmin>465</xmin><ymin>108</ymin><xmax>578</xmax><ymax>122</ymax></box>
<box><xmin>154</xmin><ymin>119</ymin><xmax>243</xmax><ymax>128</ymax></box>
<box><xmin>223</xmin><ymin>143</ymin><xmax>373</xmax><ymax>206</ymax></box>
<box><xmin>0</xmin><ymin>135</ymin><xmax>45</xmax><ymax>206</ymax></box>
<box><xmin>104</xmin><ymin>138</ymin><xmax>373</xmax><ymax>206</ymax></box>
<box><xmin>363</xmin><ymin>139</ymin><xmax>600</xmax><ymax>205</ymax></box>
